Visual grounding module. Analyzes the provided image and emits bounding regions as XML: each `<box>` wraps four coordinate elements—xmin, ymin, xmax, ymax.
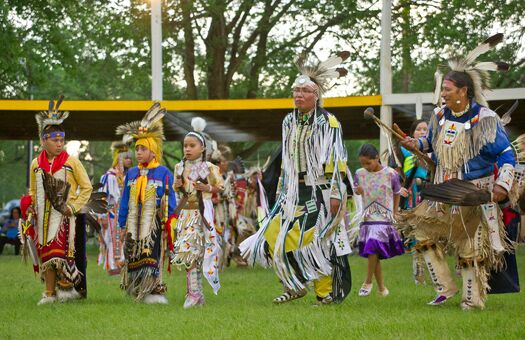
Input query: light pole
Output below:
<box><xmin>379</xmin><ymin>0</ymin><xmax>392</xmax><ymax>158</ymax></box>
<box><xmin>151</xmin><ymin>0</ymin><xmax>163</xmax><ymax>101</ymax></box>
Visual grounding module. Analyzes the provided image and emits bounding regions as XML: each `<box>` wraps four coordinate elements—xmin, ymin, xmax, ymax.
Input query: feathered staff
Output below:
<box><xmin>433</xmin><ymin>33</ymin><xmax>510</xmax><ymax>107</ymax></box>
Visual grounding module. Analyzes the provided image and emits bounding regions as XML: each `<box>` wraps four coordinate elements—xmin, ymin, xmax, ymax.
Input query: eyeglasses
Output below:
<box><xmin>292</xmin><ymin>87</ymin><xmax>316</xmax><ymax>95</ymax></box>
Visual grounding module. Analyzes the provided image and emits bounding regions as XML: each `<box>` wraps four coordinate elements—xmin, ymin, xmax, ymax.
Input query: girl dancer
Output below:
<box><xmin>354</xmin><ymin>144</ymin><xmax>404</xmax><ymax>297</ymax></box>
<box><xmin>171</xmin><ymin>118</ymin><xmax>223</xmax><ymax>308</ymax></box>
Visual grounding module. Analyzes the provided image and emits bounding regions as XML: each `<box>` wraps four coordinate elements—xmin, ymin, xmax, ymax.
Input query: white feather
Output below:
<box><xmin>317</xmin><ymin>55</ymin><xmax>343</xmax><ymax>71</ymax></box>
<box><xmin>463</xmin><ymin>43</ymin><xmax>492</xmax><ymax>66</ymax></box>
<box><xmin>472</xmin><ymin>62</ymin><xmax>500</xmax><ymax>71</ymax></box>
<box><xmin>433</xmin><ymin>69</ymin><xmax>443</xmax><ymax>106</ymax></box>
<box><xmin>141</xmin><ymin>103</ymin><xmax>164</xmax><ymax>128</ymax></box>
<box><xmin>191</xmin><ymin>117</ymin><xmax>207</xmax><ymax>132</ymax></box>
<box><xmin>122</xmin><ymin>134</ymin><xmax>134</xmax><ymax>145</ymax></box>
<box><xmin>463</xmin><ymin>34</ymin><xmax>503</xmax><ymax>66</ymax></box>
<box><xmin>316</xmin><ymin>70</ymin><xmax>340</xmax><ymax>79</ymax></box>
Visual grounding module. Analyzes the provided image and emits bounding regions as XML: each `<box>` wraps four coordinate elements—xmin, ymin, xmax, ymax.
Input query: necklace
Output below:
<box><xmin>451</xmin><ymin>102</ymin><xmax>470</xmax><ymax>117</ymax></box>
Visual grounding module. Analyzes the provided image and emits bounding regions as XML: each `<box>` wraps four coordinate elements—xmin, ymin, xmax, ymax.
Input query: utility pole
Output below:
<box><xmin>379</xmin><ymin>0</ymin><xmax>392</xmax><ymax>158</ymax></box>
<box><xmin>151</xmin><ymin>0</ymin><xmax>163</xmax><ymax>101</ymax></box>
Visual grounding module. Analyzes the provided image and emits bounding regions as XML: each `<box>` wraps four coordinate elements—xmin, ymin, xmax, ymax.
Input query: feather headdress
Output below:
<box><xmin>115</xmin><ymin>102</ymin><xmax>166</xmax><ymax>160</ymax></box>
<box><xmin>210</xmin><ymin>144</ymin><xmax>232</xmax><ymax>163</ymax></box>
<box><xmin>293</xmin><ymin>51</ymin><xmax>350</xmax><ymax>97</ymax></box>
<box><xmin>111</xmin><ymin>141</ymin><xmax>129</xmax><ymax>154</ymax></box>
<box><xmin>35</xmin><ymin>95</ymin><xmax>69</xmax><ymax>136</ymax></box>
<box><xmin>433</xmin><ymin>33</ymin><xmax>509</xmax><ymax>107</ymax></box>
<box><xmin>110</xmin><ymin>140</ymin><xmax>132</xmax><ymax>168</ymax></box>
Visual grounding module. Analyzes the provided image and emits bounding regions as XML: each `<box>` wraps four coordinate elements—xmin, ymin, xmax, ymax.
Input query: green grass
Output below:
<box><xmin>1</xmin><ymin>242</ymin><xmax>524</xmax><ymax>339</ymax></box>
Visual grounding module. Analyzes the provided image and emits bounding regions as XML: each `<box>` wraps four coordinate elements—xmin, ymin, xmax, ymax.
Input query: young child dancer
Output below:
<box><xmin>98</xmin><ymin>141</ymin><xmax>132</xmax><ymax>275</ymax></box>
<box><xmin>26</xmin><ymin>97</ymin><xmax>93</xmax><ymax>305</ymax></box>
<box><xmin>116</xmin><ymin>103</ymin><xmax>176</xmax><ymax>304</ymax></box>
<box><xmin>354</xmin><ymin>144</ymin><xmax>404</xmax><ymax>297</ymax></box>
<box><xmin>170</xmin><ymin>118</ymin><xmax>223</xmax><ymax>309</ymax></box>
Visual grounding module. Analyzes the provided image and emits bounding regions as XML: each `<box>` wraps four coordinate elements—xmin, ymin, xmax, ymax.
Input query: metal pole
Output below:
<box><xmin>26</xmin><ymin>74</ymin><xmax>34</xmax><ymax>189</ymax></box>
<box><xmin>151</xmin><ymin>0</ymin><xmax>163</xmax><ymax>101</ymax></box>
<box><xmin>379</xmin><ymin>0</ymin><xmax>392</xmax><ymax>158</ymax></box>
<box><xmin>26</xmin><ymin>140</ymin><xmax>33</xmax><ymax>189</ymax></box>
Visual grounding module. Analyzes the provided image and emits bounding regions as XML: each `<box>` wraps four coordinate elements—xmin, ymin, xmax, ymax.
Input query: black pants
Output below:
<box><xmin>74</xmin><ymin>214</ymin><xmax>87</xmax><ymax>297</ymax></box>
<box><xmin>0</xmin><ymin>236</ymin><xmax>20</xmax><ymax>255</ymax></box>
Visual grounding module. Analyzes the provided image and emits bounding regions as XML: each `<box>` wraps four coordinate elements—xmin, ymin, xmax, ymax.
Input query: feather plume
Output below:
<box><xmin>111</xmin><ymin>141</ymin><xmax>128</xmax><ymax>153</ymax></box>
<box><xmin>318</xmin><ymin>55</ymin><xmax>344</xmax><ymax>71</ymax></box>
<box><xmin>116</xmin><ymin>103</ymin><xmax>165</xmax><ymax>141</ymax></box>
<box><xmin>191</xmin><ymin>117</ymin><xmax>207</xmax><ymax>133</ymax></box>
<box><xmin>437</xmin><ymin>34</ymin><xmax>508</xmax><ymax>109</ymax></box>
<box><xmin>54</xmin><ymin>94</ymin><xmax>64</xmax><ymax>112</ymax></box>
<box><xmin>336</xmin><ymin>68</ymin><xmax>348</xmax><ymax>77</ymax></box>
<box><xmin>35</xmin><ymin>96</ymin><xmax>70</xmax><ymax>135</ymax></box>
<box><xmin>473</xmin><ymin>61</ymin><xmax>510</xmax><ymax>72</ymax></box>
<box><xmin>465</xmin><ymin>68</ymin><xmax>490</xmax><ymax>107</ymax></box>
<box><xmin>336</xmin><ymin>51</ymin><xmax>351</xmax><ymax>61</ymax></box>
<box><xmin>433</xmin><ymin>69</ymin><xmax>444</xmax><ymax>106</ymax></box>
<box><xmin>500</xmin><ymin>100</ymin><xmax>519</xmax><ymax>127</ymax></box>
<box><xmin>463</xmin><ymin>33</ymin><xmax>504</xmax><ymax>66</ymax></box>
<box><xmin>218</xmin><ymin>144</ymin><xmax>232</xmax><ymax>159</ymax></box>
<box><xmin>140</xmin><ymin>102</ymin><xmax>165</xmax><ymax>128</ymax></box>
<box><xmin>294</xmin><ymin>51</ymin><xmax>350</xmax><ymax>96</ymax></box>
<box><xmin>115</xmin><ymin>102</ymin><xmax>166</xmax><ymax>161</ymax></box>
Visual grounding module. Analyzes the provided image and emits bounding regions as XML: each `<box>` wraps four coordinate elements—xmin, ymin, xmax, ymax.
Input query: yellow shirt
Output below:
<box><xmin>29</xmin><ymin>155</ymin><xmax>92</xmax><ymax>214</ymax></box>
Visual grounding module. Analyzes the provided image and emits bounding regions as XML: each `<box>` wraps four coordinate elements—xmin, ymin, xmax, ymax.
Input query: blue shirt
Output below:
<box><xmin>118</xmin><ymin>165</ymin><xmax>176</xmax><ymax>228</ymax></box>
<box><xmin>420</xmin><ymin>102</ymin><xmax>515</xmax><ymax>180</ymax></box>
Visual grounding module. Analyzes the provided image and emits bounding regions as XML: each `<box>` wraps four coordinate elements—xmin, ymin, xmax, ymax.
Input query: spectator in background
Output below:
<box><xmin>0</xmin><ymin>207</ymin><xmax>21</xmax><ymax>255</ymax></box>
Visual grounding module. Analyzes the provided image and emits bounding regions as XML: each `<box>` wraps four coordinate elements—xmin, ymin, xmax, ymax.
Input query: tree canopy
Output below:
<box><xmin>1</xmin><ymin>1</ymin><xmax>524</xmax><ymax>205</ymax></box>
<box><xmin>1</xmin><ymin>0</ymin><xmax>523</xmax><ymax>100</ymax></box>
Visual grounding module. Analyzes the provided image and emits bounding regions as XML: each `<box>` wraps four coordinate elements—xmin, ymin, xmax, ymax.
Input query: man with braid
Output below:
<box><xmin>241</xmin><ymin>52</ymin><xmax>353</xmax><ymax>305</ymax></box>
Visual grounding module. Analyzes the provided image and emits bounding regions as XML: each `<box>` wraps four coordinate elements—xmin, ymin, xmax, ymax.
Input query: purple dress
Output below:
<box><xmin>354</xmin><ymin>166</ymin><xmax>404</xmax><ymax>259</ymax></box>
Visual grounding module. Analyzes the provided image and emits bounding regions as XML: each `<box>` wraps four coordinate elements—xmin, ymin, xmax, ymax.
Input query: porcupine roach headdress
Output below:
<box><xmin>115</xmin><ymin>102</ymin><xmax>166</xmax><ymax>161</ymax></box>
<box><xmin>110</xmin><ymin>141</ymin><xmax>132</xmax><ymax>168</ymax></box>
<box><xmin>432</xmin><ymin>33</ymin><xmax>510</xmax><ymax>107</ymax></box>
<box><xmin>35</xmin><ymin>95</ymin><xmax>69</xmax><ymax>138</ymax></box>
<box><xmin>293</xmin><ymin>51</ymin><xmax>350</xmax><ymax>104</ymax></box>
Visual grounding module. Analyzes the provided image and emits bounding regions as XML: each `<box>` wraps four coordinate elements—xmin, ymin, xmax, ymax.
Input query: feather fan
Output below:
<box><xmin>420</xmin><ymin>178</ymin><xmax>491</xmax><ymax>206</ymax></box>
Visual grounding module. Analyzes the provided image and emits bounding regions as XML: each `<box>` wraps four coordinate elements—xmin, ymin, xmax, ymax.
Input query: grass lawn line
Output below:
<box><xmin>0</xmin><ymin>244</ymin><xmax>523</xmax><ymax>339</ymax></box>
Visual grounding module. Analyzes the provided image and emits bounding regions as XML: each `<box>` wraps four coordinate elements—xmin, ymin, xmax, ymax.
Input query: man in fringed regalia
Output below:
<box><xmin>26</xmin><ymin>96</ymin><xmax>93</xmax><ymax>305</ymax></box>
<box><xmin>116</xmin><ymin>103</ymin><xmax>176</xmax><ymax>304</ymax></box>
<box><xmin>241</xmin><ymin>52</ymin><xmax>353</xmax><ymax>305</ymax></box>
<box><xmin>97</xmin><ymin>141</ymin><xmax>132</xmax><ymax>275</ymax></box>
<box><xmin>238</xmin><ymin>166</ymin><xmax>270</xmax><ymax>235</ymax></box>
<box><xmin>402</xmin><ymin>34</ymin><xmax>517</xmax><ymax>310</ymax></box>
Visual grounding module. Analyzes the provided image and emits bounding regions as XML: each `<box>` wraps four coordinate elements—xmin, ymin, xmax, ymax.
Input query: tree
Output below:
<box><xmin>2</xmin><ymin>1</ymin><xmax>523</xmax><ymax>101</ymax></box>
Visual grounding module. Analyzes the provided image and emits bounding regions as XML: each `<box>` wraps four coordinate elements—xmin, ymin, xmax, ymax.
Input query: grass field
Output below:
<box><xmin>0</xmin><ymin>242</ymin><xmax>524</xmax><ymax>339</ymax></box>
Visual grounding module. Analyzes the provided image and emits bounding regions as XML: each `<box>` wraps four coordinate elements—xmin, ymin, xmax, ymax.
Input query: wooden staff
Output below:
<box><xmin>364</xmin><ymin>107</ymin><xmax>436</xmax><ymax>181</ymax></box>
